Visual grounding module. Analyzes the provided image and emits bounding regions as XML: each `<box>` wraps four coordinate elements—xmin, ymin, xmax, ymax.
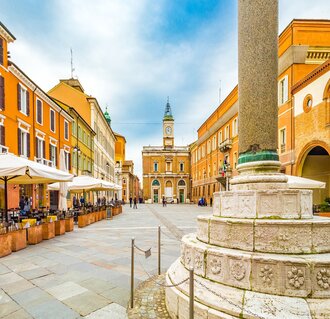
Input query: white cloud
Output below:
<box><xmin>6</xmin><ymin>0</ymin><xmax>330</xmax><ymax>180</ymax></box>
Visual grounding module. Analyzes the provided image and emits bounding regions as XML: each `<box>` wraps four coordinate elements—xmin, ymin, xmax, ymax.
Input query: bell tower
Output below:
<box><xmin>163</xmin><ymin>98</ymin><xmax>174</xmax><ymax>149</ymax></box>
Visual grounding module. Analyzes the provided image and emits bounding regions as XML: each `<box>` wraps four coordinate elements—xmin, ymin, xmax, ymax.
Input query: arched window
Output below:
<box><xmin>165</xmin><ymin>180</ymin><xmax>172</xmax><ymax>187</ymax></box>
<box><xmin>152</xmin><ymin>179</ymin><xmax>160</xmax><ymax>186</ymax></box>
<box><xmin>178</xmin><ymin>179</ymin><xmax>186</xmax><ymax>186</ymax></box>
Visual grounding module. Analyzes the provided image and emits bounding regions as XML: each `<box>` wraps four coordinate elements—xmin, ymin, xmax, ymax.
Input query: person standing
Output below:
<box><xmin>210</xmin><ymin>197</ymin><xmax>213</xmax><ymax>207</ymax></box>
<box><xmin>23</xmin><ymin>196</ymin><xmax>30</xmax><ymax>215</ymax></box>
<box><xmin>80</xmin><ymin>195</ymin><xmax>85</xmax><ymax>207</ymax></box>
<box><xmin>133</xmin><ymin>197</ymin><xmax>137</xmax><ymax>209</ymax></box>
<box><xmin>162</xmin><ymin>196</ymin><xmax>167</xmax><ymax>207</ymax></box>
<box><xmin>129</xmin><ymin>196</ymin><xmax>133</xmax><ymax>208</ymax></box>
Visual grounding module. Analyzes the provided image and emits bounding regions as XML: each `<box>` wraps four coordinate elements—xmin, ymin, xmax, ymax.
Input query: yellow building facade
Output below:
<box><xmin>142</xmin><ymin>101</ymin><xmax>191</xmax><ymax>203</ymax></box>
<box><xmin>191</xmin><ymin>19</ymin><xmax>330</xmax><ymax>205</ymax></box>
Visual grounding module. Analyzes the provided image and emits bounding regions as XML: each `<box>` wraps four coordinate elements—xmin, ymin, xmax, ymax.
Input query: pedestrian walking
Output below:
<box><xmin>133</xmin><ymin>197</ymin><xmax>137</xmax><ymax>209</ymax></box>
<box><xmin>162</xmin><ymin>196</ymin><xmax>167</xmax><ymax>207</ymax></box>
<box><xmin>129</xmin><ymin>196</ymin><xmax>133</xmax><ymax>208</ymax></box>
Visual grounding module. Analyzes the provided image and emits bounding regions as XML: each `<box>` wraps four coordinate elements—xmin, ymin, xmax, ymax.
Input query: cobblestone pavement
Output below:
<box><xmin>127</xmin><ymin>274</ymin><xmax>170</xmax><ymax>319</ymax></box>
<box><xmin>0</xmin><ymin>204</ymin><xmax>211</xmax><ymax>318</ymax></box>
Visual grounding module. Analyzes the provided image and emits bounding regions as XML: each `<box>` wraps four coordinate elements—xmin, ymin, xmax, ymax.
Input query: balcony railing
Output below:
<box><xmin>35</xmin><ymin>157</ymin><xmax>55</xmax><ymax>168</ymax></box>
<box><xmin>219</xmin><ymin>138</ymin><xmax>233</xmax><ymax>153</ymax></box>
<box><xmin>0</xmin><ymin>145</ymin><xmax>9</xmax><ymax>154</ymax></box>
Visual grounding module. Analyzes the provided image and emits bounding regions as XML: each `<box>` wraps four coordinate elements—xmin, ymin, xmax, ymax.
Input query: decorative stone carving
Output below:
<box><xmin>288</xmin><ymin>266</ymin><xmax>305</xmax><ymax>289</ymax></box>
<box><xmin>196</xmin><ymin>217</ymin><xmax>209</xmax><ymax>243</ymax></box>
<box><xmin>194</xmin><ymin>249</ymin><xmax>205</xmax><ymax>276</ymax></box>
<box><xmin>230</xmin><ymin>261</ymin><xmax>246</xmax><ymax>281</ymax></box>
<box><xmin>210</xmin><ymin>257</ymin><xmax>222</xmax><ymax>275</ymax></box>
<box><xmin>220</xmin><ymin>193</ymin><xmax>237</xmax><ymax>217</ymax></box>
<box><xmin>209</xmin><ymin>218</ymin><xmax>254</xmax><ymax>251</ymax></box>
<box><xmin>238</xmin><ymin>194</ymin><xmax>256</xmax><ymax>218</ymax></box>
<box><xmin>259</xmin><ymin>265</ymin><xmax>274</xmax><ymax>286</ymax></box>
<box><xmin>316</xmin><ymin>268</ymin><xmax>330</xmax><ymax>289</ymax></box>
<box><xmin>300</xmin><ymin>191</ymin><xmax>313</xmax><ymax>219</ymax></box>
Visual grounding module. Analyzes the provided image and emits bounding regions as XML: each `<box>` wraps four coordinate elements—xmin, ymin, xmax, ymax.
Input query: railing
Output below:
<box><xmin>219</xmin><ymin>138</ymin><xmax>233</xmax><ymax>152</ymax></box>
<box><xmin>34</xmin><ymin>157</ymin><xmax>55</xmax><ymax>168</ymax></box>
<box><xmin>0</xmin><ymin>145</ymin><xmax>9</xmax><ymax>153</ymax></box>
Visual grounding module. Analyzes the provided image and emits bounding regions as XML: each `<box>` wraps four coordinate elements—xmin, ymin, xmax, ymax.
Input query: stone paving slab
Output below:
<box><xmin>85</xmin><ymin>303</ymin><xmax>128</xmax><ymax>319</ymax></box>
<box><xmin>0</xmin><ymin>204</ymin><xmax>210</xmax><ymax>318</ymax></box>
<box><xmin>62</xmin><ymin>290</ymin><xmax>110</xmax><ymax>316</ymax></box>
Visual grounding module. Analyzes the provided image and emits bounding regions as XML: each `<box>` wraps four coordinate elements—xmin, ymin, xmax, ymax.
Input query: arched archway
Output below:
<box><xmin>299</xmin><ymin>145</ymin><xmax>330</xmax><ymax>204</ymax></box>
<box><xmin>165</xmin><ymin>180</ymin><xmax>173</xmax><ymax>201</ymax></box>
<box><xmin>178</xmin><ymin>179</ymin><xmax>186</xmax><ymax>203</ymax></box>
<box><xmin>151</xmin><ymin>179</ymin><xmax>160</xmax><ymax>203</ymax></box>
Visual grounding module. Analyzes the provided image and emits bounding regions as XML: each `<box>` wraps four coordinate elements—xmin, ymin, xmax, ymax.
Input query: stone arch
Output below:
<box><xmin>296</xmin><ymin>140</ymin><xmax>330</xmax><ymax>176</ymax></box>
<box><xmin>323</xmin><ymin>78</ymin><xmax>330</xmax><ymax>125</ymax></box>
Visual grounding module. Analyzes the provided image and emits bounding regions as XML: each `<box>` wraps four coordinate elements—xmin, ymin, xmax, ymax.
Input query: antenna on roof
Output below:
<box><xmin>70</xmin><ymin>48</ymin><xmax>75</xmax><ymax>78</ymax></box>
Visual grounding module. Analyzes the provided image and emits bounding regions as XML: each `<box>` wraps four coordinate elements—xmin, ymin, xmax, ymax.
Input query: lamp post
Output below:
<box><xmin>73</xmin><ymin>146</ymin><xmax>81</xmax><ymax>176</ymax></box>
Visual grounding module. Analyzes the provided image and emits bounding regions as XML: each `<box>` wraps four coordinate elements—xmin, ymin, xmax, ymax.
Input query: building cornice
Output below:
<box><xmin>292</xmin><ymin>59</ymin><xmax>330</xmax><ymax>94</ymax></box>
<box><xmin>0</xmin><ymin>22</ymin><xmax>16</xmax><ymax>42</ymax></box>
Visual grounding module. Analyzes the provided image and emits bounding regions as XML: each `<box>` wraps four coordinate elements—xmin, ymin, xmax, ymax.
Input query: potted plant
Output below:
<box><xmin>55</xmin><ymin>219</ymin><xmax>66</xmax><ymax>236</ymax></box>
<box><xmin>42</xmin><ymin>221</ymin><xmax>55</xmax><ymax>240</ymax></box>
<box><xmin>65</xmin><ymin>217</ymin><xmax>74</xmax><ymax>232</ymax></box>
<box><xmin>27</xmin><ymin>224</ymin><xmax>43</xmax><ymax>245</ymax></box>
<box><xmin>11</xmin><ymin>228</ymin><xmax>27</xmax><ymax>252</ymax></box>
<box><xmin>0</xmin><ymin>228</ymin><xmax>12</xmax><ymax>257</ymax></box>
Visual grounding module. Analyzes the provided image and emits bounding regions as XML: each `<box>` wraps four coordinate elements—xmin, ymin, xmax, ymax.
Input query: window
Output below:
<box><xmin>232</xmin><ymin>118</ymin><xmax>238</xmax><ymax>136</ymax></box>
<box><xmin>0</xmin><ymin>125</ymin><xmax>5</xmax><ymax>150</ymax></box>
<box><xmin>36</xmin><ymin>99</ymin><xmax>43</xmax><ymax>124</ymax></box>
<box><xmin>154</xmin><ymin>162</ymin><xmax>158</xmax><ymax>172</ymax></box>
<box><xmin>278</xmin><ymin>75</ymin><xmax>288</xmax><ymax>105</ymax></box>
<box><xmin>18</xmin><ymin>128</ymin><xmax>30</xmax><ymax>157</ymax></box>
<box><xmin>212</xmin><ymin>136</ymin><xmax>217</xmax><ymax>151</ymax></box>
<box><xmin>50</xmin><ymin>109</ymin><xmax>55</xmax><ymax>132</ymax></box>
<box><xmin>166</xmin><ymin>162</ymin><xmax>172</xmax><ymax>172</ymax></box>
<box><xmin>202</xmin><ymin>145</ymin><xmax>205</xmax><ymax>158</ymax></box>
<box><xmin>303</xmin><ymin>94</ymin><xmax>313</xmax><ymax>113</ymax></box>
<box><xmin>64</xmin><ymin>120</ymin><xmax>69</xmax><ymax>140</ymax></box>
<box><xmin>72</xmin><ymin>121</ymin><xmax>76</xmax><ymax>136</ymax></box>
<box><xmin>234</xmin><ymin>152</ymin><xmax>238</xmax><ymax>169</ymax></box>
<box><xmin>49</xmin><ymin>144</ymin><xmax>57</xmax><ymax>166</ymax></box>
<box><xmin>18</xmin><ymin>84</ymin><xmax>29</xmax><ymax>115</ymax></box>
<box><xmin>0</xmin><ymin>76</ymin><xmax>4</xmax><ymax>110</ymax></box>
<box><xmin>207</xmin><ymin>140</ymin><xmax>211</xmax><ymax>154</ymax></box>
<box><xmin>152</xmin><ymin>179</ymin><xmax>160</xmax><ymax>186</ymax></box>
<box><xmin>225</xmin><ymin>125</ymin><xmax>230</xmax><ymax>140</ymax></box>
<box><xmin>36</xmin><ymin>137</ymin><xmax>44</xmax><ymax>159</ymax></box>
<box><xmin>218</xmin><ymin>131</ymin><xmax>222</xmax><ymax>144</ymax></box>
<box><xmin>179</xmin><ymin>162</ymin><xmax>184</xmax><ymax>172</ymax></box>
<box><xmin>83</xmin><ymin>131</ymin><xmax>86</xmax><ymax>144</ymax></box>
<box><xmin>123</xmin><ymin>178</ymin><xmax>126</xmax><ymax>184</ymax></box>
<box><xmin>78</xmin><ymin>126</ymin><xmax>81</xmax><ymax>139</ymax></box>
<box><xmin>279</xmin><ymin>128</ymin><xmax>286</xmax><ymax>153</ymax></box>
<box><xmin>0</xmin><ymin>38</ymin><xmax>3</xmax><ymax>65</ymax></box>
<box><xmin>64</xmin><ymin>150</ymin><xmax>71</xmax><ymax>171</ymax></box>
<box><xmin>178</xmin><ymin>180</ymin><xmax>185</xmax><ymax>186</ymax></box>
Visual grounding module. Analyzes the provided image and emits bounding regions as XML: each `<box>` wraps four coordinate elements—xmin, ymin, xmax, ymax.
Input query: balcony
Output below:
<box><xmin>219</xmin><ymin>138</ymin><xmax>233</xmax><ymax>153</ymax></box>
<box><xmin>0</xmin><ymin>145</ymin><xmax>9</xmax><ymax>154</ymax></box>
<box><xmin>35</xmin><ymin>157</ymin><xmax>55</xmax><ymax>168</ymax></box>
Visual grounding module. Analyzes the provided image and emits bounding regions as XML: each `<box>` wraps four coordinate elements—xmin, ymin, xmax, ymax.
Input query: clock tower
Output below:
<box><xmin>163</xmin><ymin>98</ymin><xmax>174</xmax><ymax>149</ymax></box>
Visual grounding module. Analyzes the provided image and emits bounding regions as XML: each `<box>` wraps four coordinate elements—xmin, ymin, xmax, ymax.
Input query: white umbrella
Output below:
<box><xmin>58</xmin><ymin>150</ymin><xmax>68</xmax><ymax>211</ymax></box>
<box><xmin>286</xmin><ymin>175</ymin><xmax>326</xmax><ymax>189</ymax></box>
<box><xmin>48</xmin><ymin>175</ymin><xmax>116</xmax><ymax>192</ymax></box>
<box><xmin>0</xmin><ymin>153</ymin><xmax>73</xmax><ymax>222</ymax></box>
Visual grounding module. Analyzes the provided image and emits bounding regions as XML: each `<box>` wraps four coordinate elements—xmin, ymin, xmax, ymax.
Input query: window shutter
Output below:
<box><xmin>27</xmin><ymin>133</ymin><xmax>30</xmax><ymax>158</ymax></box>
<box><xmin>1</xmin><ymin>126</ymin><xmax>5</xmax><ymax>147</ymax></box>
<box><xmin>43</xmin><ymin>140</ymin><xmax>45</xmax><ymax>158</ymax></box>
<box><xmin>26</xmin><ymin>90</ymin><xmax>30</xmax><ymax>116</ymax></box>
<box><xmin>68</xmin><ymin>152</ymin><xmax>71</xmax><ymax>170</ymax></box>
<box><xmin>37</xmin><ymin>100</ymin><xmax>42</xmax><ymax>123</ymax></box>
<box><xmin>17</xmin><ymin>84</ymin><xmax>21</xmax><ymax>111</ymax></box>
<box><xmin>18</xmin><ymin>128</ymin><xmax>21</xmax><ymax>155</ymax></box>
<box><xmin>49</xmin><ymin>144</ymin><xmax>52</xmax><ymax>161</ymax></box>
<box><xmin>0</xmin><ymin>38</ymin><xmax>3</xmax><ymax>65</ymax></box>
<box><xmin>35</xmin><ymin>137</ymin><xmax>39</xmax><ymax>158</ymax></box>
<box><xmin>55</xmin><ymin>146</ymin><xmax>57</xmax><ymax>167</ymax></box>
<box><xmin>0</xmin><ymin>76</ymin><xmax>4</xmax><ymax>110</ymax></box>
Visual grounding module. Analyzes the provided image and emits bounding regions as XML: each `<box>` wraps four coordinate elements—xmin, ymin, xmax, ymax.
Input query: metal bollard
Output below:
<box><xmin>158</xmin><ymin>225</ymin><xmax>161</xmax><ymax>275</ymax></box>
<box><xmin>189</xmin><ymin>267</ymin><xmax>194</xmax><ymax>319</ymax></box>
<box><xmin>130</xmin><ymin>237</ymin><xmax>135</xmax><ymax>308</ymax></box>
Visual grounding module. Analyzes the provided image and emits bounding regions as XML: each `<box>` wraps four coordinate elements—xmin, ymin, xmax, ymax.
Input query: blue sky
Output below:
<box><xmin>0</xmin><ymin>0</ymin><xmax>329</xmax><ymax>179</ymax></box>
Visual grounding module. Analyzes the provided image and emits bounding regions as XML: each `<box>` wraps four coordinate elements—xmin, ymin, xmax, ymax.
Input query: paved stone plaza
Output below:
<box><xmin>0</xmin><ymin>204</ymin><xmax>211</xmax><ymax>318</ymax></box>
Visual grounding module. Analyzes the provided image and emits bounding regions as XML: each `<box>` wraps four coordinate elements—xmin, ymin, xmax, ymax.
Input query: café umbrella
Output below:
<box><xmin>48</xmin><ymin>175</ymin><xmax>116</xmax><ymax>192</ymax></box>
<box><xmin>0</xmin><ymin>153</ymin><xmax>74</xmax><ymax>223</ymax></box>
<box><xmin>286</xmin><ymin>175</ymin><xmax>326</xmax><ymax>189</ymax></box>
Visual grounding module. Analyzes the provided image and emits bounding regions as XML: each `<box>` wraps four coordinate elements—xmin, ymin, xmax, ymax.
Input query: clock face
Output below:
<box><xmin>165</xmin><ymin>126</ymin><xmax>172</xmax><ymax>135</ymax></box>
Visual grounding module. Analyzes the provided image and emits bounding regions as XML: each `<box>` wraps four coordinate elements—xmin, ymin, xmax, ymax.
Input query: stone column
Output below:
<box><xmin>238</xmin><ymin>0</ymin><xmax>279</xmax><ymax>165</ymax></box>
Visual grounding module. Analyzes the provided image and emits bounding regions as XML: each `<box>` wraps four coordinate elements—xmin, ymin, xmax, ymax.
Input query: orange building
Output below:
<box><xmin>114</xmin><ymin>132</ymin><xmax>126</xmax><ymax>201</ymax></box>
<box><xmin>0</xmin><ymin>22</ymin><xmax>73</xmax><ymax>209</ymax></box>
<box><xmin>191</xmin><ymin>19</ymin><xmax>330</xmax><ymax>204</ymax></box>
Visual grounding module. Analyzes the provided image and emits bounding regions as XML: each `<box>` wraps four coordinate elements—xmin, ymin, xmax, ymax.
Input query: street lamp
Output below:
<box><xmin>73</xmin><ymin>146</ymin><xmax>81</xmax><ymax>175</ymax></box>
